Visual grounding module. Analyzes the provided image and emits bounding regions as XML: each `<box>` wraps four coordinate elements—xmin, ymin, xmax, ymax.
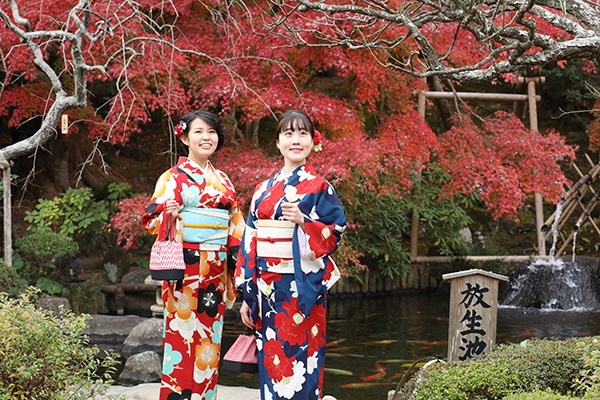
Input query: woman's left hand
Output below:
<box><xmin>281</xmin><ymin>202</ymin><xmax>305</xmax><ymax>229</ymax></box>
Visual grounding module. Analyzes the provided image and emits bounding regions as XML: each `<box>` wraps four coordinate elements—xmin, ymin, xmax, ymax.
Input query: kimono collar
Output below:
<box><xmin>176</xmin><ymin>157</ymin><xmax>214</xmax><ymax>186</ymax></box>
<box><xmin>186</xmin><ymin>157</ymin><xmax>211</xmax><ymax>175</ymax></box>
<box><xmin>274</xmin><ymin>164</ymin><xmax>316</xmax><ymax>183</ymax></box>
<box><xmin>177</xmin><ymin>157</ymin><xmax>212</xmax><ymax>173</ymax></box>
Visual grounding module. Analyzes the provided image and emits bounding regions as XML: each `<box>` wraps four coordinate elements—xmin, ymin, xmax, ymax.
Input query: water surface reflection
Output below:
<box><xmin>219</xmin><ymin>294</ymin><xmax>600</xmax><ymax>400</ymax></box>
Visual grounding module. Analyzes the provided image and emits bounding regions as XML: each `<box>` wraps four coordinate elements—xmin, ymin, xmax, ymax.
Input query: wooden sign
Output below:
<box><xmin>443</xmin><ymin>269</ymin><xmax>508</xmax><ymax>362</ymax></box>
<box><xmin>61</xmin><ymin>114</ymin><xmax>68</xmax><ymax>134</ymax></box>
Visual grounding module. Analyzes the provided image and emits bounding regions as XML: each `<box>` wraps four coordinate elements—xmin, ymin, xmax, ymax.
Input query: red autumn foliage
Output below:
<box><xmin>1</xmin><ymin>1</ymin><xmax>581</xmax><ymax>262</ymax></box>
<box><xmin>106</xmin><ymin>195</ymin><xmax>152</xmax><ymax>249</ymax></box>
<box><xmin>437</xmin><ymin>111</ymin><xmax>576</xmax><ymax>219</ymax></box>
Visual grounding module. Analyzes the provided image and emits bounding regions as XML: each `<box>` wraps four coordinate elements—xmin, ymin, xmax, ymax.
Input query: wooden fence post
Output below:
<box><xmin>443</xmin><ymin>269</ymin><xmax>508</xmax><ymax>362</ymax></box>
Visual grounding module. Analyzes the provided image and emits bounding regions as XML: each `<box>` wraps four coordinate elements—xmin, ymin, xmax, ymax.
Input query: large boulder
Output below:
<box><xmin>118</xmin><ymin>351</ymin><xmax>161</xmax><ymax>385</ymax></box>
<box><xmin>121</xmin><ymin>317</ymin><xmax>164</xmax><ymax>358</ymax></box>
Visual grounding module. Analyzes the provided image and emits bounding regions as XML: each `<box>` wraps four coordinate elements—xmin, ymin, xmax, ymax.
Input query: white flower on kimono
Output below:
<box><xmin>307</xmin><ymin>350</ymin><xmax>319</xmax><ymax>374</ymax></box>
<box><xmin>297</xmin><ymin>168</ymin><xmax>316</xmax><ymax>182</ymax></box>
<box><xmin>263</xmin><ymin>385</ymin><xmax>273</xmax><ymax>400</ymax></box>
<box><xmin>169</xmin><ymin>312</ymin><xmax>197</xmax><ymax>340</ymax></box>
<box><xmin>211</xmin><ymin>319</ymin><xmax>223</xmax><ymax>344</ymax></box>
<box><xmin>289</xmin><ymin>280</ymin><xmax>298</xmax><ymax>297</ymax></box>
<box><xmin>162</xmin><ymin>343</ymin><xmax>183</xmax><ymax>375</ymax></box>
<box><xmin>204</xmin><ymin>184</ymin><xmax>222</xmax><ymax>198</ymax></box>
<box><xmin>181</xmin><ymin>183</ymin><xmax>201</xmax><ymax>207</ymax></box>
<box><xmin>243</xmin><ymin>227</ymin><xmax>256</xmax><ymax>253</ymax></box>
<box><xmin>284</xmin><ymin>186</ymin><xmax>300</xmax><ymax>202</ymax></box>
<box><xmin>258</xmin><ymin>277</ymin><xmax>275</xmax><ymax>298</ymax></box>
<box><xmin>308</xmin><ymin>205</ymin><xmax>320</xmax><ymax>220</ymax></box>
<box><xmin>273</xmin><ymin>360</ymin><xmax>307</xmax><ymax>399</ymax></box>
<box><xmin>193</xmin><ymin>360</ymin><xmax>214</xmax><ymax>384</ymax></box>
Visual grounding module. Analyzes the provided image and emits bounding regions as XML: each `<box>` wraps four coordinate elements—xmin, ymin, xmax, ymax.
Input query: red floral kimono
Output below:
<box><xmin>235</xmin><ymin>164</ymin><xmax>346</xmax><ymax>400</ymax></box>
<box><xmin>143</xmin><ymin>157</ymin><xmax>245</xmax><ymax>400</ymax></box>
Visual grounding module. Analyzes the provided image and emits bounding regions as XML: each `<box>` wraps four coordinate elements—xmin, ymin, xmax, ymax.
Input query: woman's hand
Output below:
<box><xmin>240</xmin><ymin>301</ymin><xmax>255</xmax><ymax>329</ymax></box>
<box><xmin>281</xmin><ymin>202</ymin><xmax>305</xmax><ymax>229</ymax></box>
<box><xmin>164</xmin><ymin>199</ymin><xmax>180</xmax><ymax>218</ymax></box>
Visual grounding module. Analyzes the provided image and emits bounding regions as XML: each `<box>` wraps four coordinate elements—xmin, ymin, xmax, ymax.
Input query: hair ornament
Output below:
<box><xmin>174</xmin><ymin>120</ymin><xmax>187</xmax><ymax>137</ymax></box>
<box><xmin>313</xmin><ymin>129</ymin><xmax>323</xmax><ymax>152</ymax></box>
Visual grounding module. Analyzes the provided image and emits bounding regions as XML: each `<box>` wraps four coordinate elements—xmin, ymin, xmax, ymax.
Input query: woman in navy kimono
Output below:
<box><xmin>235</xmin><ymin>110</ymin><xmax>346</xmax><ymax>400</ymax></box>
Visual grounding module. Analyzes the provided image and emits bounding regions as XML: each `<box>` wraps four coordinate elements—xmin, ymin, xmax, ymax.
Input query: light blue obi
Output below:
<box><xmin>180</xmin><ymin>207</ymin><xmax>230</xmax><ymax>246</ymax></box>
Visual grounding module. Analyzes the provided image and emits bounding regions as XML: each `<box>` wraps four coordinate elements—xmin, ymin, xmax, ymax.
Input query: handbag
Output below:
<box><xmin>222</xmin><ymin>332</ymin><xmax>258</xmax><ymax>373</ymax></box>
<box><xmin>149</xmin><ymin>213</ymin><xmax>186</xmax><ymax>281</ymax></box>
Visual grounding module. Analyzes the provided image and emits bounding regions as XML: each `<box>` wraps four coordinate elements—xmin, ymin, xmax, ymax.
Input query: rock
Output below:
<box><xmin>38</xmin><ymin>297</ymin><xmax>71</xmax><ymax>317</ymax></box>
<box><xmin>121</xmin><ymin>268</ymin><xmax>151</xmax><ymax>284</ymax></box>
<box><xmin>83</xmin><ymin>314</ymin><xmax>148</xmax><ymax>356</ymax></box>
<box><xmin>459</xmin><ymin>227</ymin><xmax>473</xmax><ymax>244</ymax></box>
<box><xmin>118</xmin><ymin>351</ymin><xmax>162</xmax><ymax>385</ymax></box>
<box><xmin>103</xmin><ymin>248</ymin><xmax>130</xmax><ymax>283</ymax></box>
<box><xmin>121</xmin><ymin>318</ymin><xmax>164</xmax><ymax>358</ymax></box>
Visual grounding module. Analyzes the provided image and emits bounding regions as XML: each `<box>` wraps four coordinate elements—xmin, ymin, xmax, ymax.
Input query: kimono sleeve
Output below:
<box><xmin>300</xmin><ymin>181</ymin><xmax>346</xmax><ymax>260</ymax></box>
<box><xmin>235</xmin><ymin>192</ymin><xmax>260</xmax><ymax>324</ymax></box>
<box><xmin>227</xmin><ymin>198</ymin><xmax>245</xmax><ymax>272</ymax></box>
<box><xmin>141</xmin><ymin>169</ymin><xmax>184</xmax><ymax>242</ymax></box>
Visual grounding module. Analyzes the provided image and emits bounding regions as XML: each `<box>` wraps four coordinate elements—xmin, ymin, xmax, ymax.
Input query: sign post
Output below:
<box><xmin>443</xmin><ymin>269</ymin><xmax>508</xmax><ymax>362</ymax></box>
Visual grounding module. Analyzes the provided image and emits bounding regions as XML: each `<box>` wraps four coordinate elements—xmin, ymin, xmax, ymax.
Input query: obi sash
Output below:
<box><xmin>256</xmin><ymin>219</ymin><xmax>295</xmax><ymax>260</ymax></box>
<box><xmin>180</xmin><ymin>207</ymin><xmax>229</xmax><ymax>248</ymax></box>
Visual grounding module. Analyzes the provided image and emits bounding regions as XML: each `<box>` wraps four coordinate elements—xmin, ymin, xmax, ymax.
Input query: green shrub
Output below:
<box><xmin>401</xmin><ymin>338</ymin><xmax>599</xmax><ymax>399</ymax></box>
<box><xmin>573</xmin><ymin>338</ymin><xmax>600</xmax><ymax>398</ymax></box>
<box><xmin>503</xmin><ymin>389</ymin><xmax>575</xmax><ymax>400</ymax></box>
<box><xmin>14</xmin><ymin>227</ymin><xmax>78</xmax><ymax>288</ymax></box>
<box><xmin>0</xmin><ymin>290</ymin><xmax>118</xmax><ymax>399</ymax></box>
<box><xmin>24</xmin><ymin>187</ymin><xmax>109</xmax><ymax>244</ymax></box>
<box><xmin>0</xmin><ymin>259</ymin><xmax>25</xmax><ymax>298</ymax></box>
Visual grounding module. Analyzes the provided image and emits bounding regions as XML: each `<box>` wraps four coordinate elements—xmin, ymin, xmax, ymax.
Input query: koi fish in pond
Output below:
<box><xmin>326</xmin><ymin>338</ymin><xmax>346</xmax><ymax>347</ymax></box>
<box><xmin>324</xmin><ymin>367</ymin><xmax>353</xmax><ymax>376</ymax></box>
<box><xmin>361</xmin><ymin>340</ymin><xmax>398</xmax><ymax>345</ymax></box>
<box><xmin>359</xmin><ymin>362</ymin><xmax>386</xmax><ymax>381</ymax></box>
<box><xmin>340</xmin><ymin>382</ymin><xmax>396</xmax><ymax>388</ymax></box>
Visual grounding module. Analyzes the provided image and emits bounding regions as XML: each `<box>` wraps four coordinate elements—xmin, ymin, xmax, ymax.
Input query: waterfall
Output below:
<box><xmin>572</xmin><ymin>230</ymin><xmax>577</xmax><ymax>264</ymax></box>
<box><xmin>500</xmin><ymin>258</ymin><xmax>600</xmax><ymax>310</ymax></box>
<box><xmin>548</xmin><ymin>202</ymin><xmax>563</xmax><ymax>262</ymax></box>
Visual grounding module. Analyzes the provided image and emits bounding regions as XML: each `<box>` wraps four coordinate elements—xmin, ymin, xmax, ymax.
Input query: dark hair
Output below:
<box><xmin>274</xmin><ymin>110</ymin><xmax>314</xmax><ymax>141</ymax></box>
<box><xmin>179</xmin><ymin>110</ymin><xmax>226</xmax><ymax>151</ymax></box>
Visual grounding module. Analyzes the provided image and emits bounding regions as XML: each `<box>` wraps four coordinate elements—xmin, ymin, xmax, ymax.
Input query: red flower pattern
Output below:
<box><xmin>275</xmin><ymin>297</ymin><xmax>308</xmax><ymax>346</ymax></box>
<box><xmin>264</xmin><ymin>338</ymin><xmax>295</xmax><ymax>381</ymax></box>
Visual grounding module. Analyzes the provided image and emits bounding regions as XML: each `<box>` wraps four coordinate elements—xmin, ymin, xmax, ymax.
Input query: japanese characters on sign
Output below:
<box><xmin>458</xmin><ymin>282</ymin><xmax>490</xmax><ymax>360</ymax></box>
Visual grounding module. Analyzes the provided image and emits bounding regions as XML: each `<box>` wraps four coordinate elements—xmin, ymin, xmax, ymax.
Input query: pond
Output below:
<box><xmin>218</xmin><ymin>293</ymin><xmax>600</xmax><ymax>400</ymax></box>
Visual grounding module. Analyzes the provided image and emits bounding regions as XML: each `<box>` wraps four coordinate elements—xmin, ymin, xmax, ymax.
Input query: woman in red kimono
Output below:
<box><xmin>142</xmin><ymin>110</ymin><xmax>245</xmax><ymax>400</ymax></box>
<box><xmin>236</xmin><ymin>110</ymin><xmax>346</xmax><ymax>400</ymax></box>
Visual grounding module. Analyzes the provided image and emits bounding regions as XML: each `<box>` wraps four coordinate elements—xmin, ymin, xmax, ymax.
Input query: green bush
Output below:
<box><xmin>0</xmin><ymin>290</ymin><xmax>118</xmax><ymax>399</ymax></box>
<box><xmin>14</xmin><ymin>227</ymin><xmax>78</xmax><ymax>288</ymax></box>
<box><xmin>401</xmin><ymin>338</ymin><xmax>600</xmax><ymax>399</ymax></box>
<box><xmin>0</xmin><ymin>259</ymin><xmax>25</xmax><ymax>298</ymax></box>
<box><xmin>24</xmin><ymin>187</ymin><xmax>109</xmax><ymax>244</ymax></box>
<box><xmin>573</xmin><ymin>338</ymin><xmax>600</xmax><ymax>398</ymax></box>
<box><xmin>503</xmin><ymin>389</ymin><xmax>575</xmax><ymax>400</ymax></box>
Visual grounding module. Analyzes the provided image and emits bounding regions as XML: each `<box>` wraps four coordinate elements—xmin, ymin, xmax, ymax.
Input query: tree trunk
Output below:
<box><xmin>13</xmin><ymin>128</ymin><xmax>121</xmax><ymax>202</ymax></box>
<box><xmin>427</xmin><ymin>76</ymin><xmax>453</xmax><ymax>131</ymax></box>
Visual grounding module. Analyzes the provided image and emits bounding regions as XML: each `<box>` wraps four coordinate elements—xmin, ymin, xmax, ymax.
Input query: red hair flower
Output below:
<box><xmin>174</xmin><ymin>120</ymin><xmax>187</xmax><ymax>137</ymax></box>
<box><xmin>313</xmin><ymin>130</ymin><xmax>323</xmax><ymax>152</ymax></box>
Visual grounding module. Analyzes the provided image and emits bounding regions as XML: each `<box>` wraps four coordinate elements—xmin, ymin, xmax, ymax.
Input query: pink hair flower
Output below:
<box><xmin>313</xmin><ymin>130</ymin><xmax>323</xmax><ymax>152</ymax></box>
<box><xmin>174</xmin><ymin>120</ymin><xmax>187</xmax><ymax>137</ymax></box>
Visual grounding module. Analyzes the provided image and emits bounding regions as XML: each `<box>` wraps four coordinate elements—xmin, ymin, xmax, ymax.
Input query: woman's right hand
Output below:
<box><xmin>240</xmin><ymin>301</ymin><xmax>255</xmax><ymax>329</ymax></box>
<box><xmin>165</xmin><ymin>199</ymin><xmax>180</xmax><ymax>218</ymax></box>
